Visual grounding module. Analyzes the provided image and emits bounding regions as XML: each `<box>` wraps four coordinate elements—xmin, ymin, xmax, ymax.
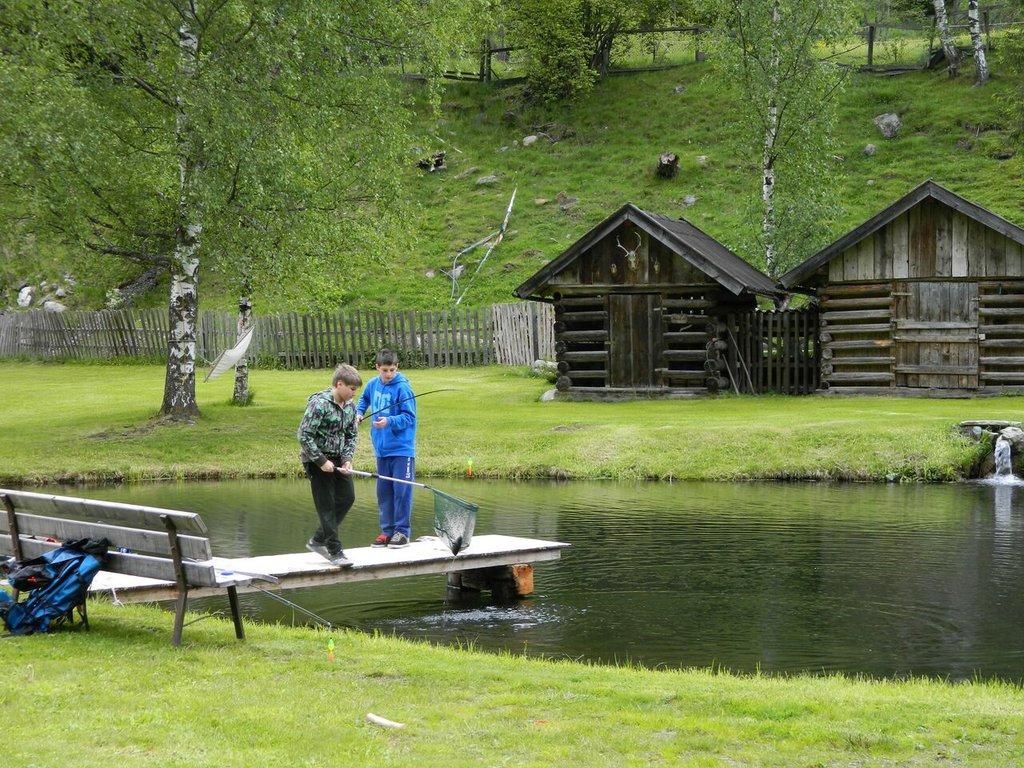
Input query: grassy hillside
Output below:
<box><xmin>237</xmin><ymin>53</ymin><xmax>1024</xmax><ymax>310</ymax></box>
<box><xmin>7</xmin><ymin>54</ymin><xmax>1024</xmax><ymax>312</ymax></box>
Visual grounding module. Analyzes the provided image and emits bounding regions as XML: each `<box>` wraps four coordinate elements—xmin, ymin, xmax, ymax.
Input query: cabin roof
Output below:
<box><xmin>514</xmin><ymin>203</ymin><xmax>780</xmax><ymax>299</ymax></box>
<box><xmin>779</xmin><ymin>180</ymin><xmax>1024</xmax><ymax>288</ymax></box>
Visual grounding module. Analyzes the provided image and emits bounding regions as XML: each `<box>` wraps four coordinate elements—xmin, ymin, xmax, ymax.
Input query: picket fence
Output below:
<box><xmin>0</xmin><ymin>303</ymin><xmax>555</xmax><ymax>369</ymax></box>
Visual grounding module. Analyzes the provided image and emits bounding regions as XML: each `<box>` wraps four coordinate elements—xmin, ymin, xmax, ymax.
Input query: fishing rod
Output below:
<box><xmin>359</xmin><ymin>388</ymin><xmax>455</xmax><ymax>423</ymax></box>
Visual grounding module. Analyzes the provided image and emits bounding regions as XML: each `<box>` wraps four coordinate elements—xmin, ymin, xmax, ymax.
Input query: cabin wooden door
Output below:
<box><xmin>894</xmin><ymin>281</ymin><xmax>979</xmax><ymax>390</ymax></box>
<box><xmin>608</xmin><ymin>293</ymin><xmax>661</xmax><ymax>388</ymax></box>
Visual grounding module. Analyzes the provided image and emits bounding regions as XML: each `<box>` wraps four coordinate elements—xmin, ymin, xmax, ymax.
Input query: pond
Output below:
<box><xmin>56</xmin><ymin>478</ymin><xmax>1024</xmax><ymax>681</ymax></box>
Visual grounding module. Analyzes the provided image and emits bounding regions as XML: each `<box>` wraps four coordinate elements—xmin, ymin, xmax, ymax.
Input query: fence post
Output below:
<box><xmin>866</xmin><ymin>24</ymin><xmax>875</xmax><ymax>67</ymax></box>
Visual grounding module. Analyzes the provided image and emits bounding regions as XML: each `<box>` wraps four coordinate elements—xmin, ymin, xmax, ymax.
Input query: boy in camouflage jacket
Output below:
<box><xmin>297</xmin><ymin>364</ymin><xmax>362</xmax><ymax>566</ymax></box>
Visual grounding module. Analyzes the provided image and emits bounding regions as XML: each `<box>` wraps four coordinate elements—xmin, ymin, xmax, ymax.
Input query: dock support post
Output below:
<box><xmin>452</xmin><ymin>564</ymin><xmax>534</xmax><ymax>597</ymax></box>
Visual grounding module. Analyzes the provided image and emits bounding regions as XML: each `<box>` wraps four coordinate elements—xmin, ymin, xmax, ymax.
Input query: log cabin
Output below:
<box><xmin>780</xmin><ymin>180</ymin><xmax>1024</xmax><ymax>396</ymax></box>
<box><xmin>514</xmin><ymin>203</ymin><xmax>782</xmax><ymax>399</ymax></box>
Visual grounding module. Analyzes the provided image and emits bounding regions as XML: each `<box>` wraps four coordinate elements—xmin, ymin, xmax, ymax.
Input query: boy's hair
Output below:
<box><xmin>375</xmin><ymin>349</ymin><xmax>399</xmax><ymax>366</ymax></box>
<box><xmin>332</xmin><ymin>364</ymin><xmax>362</xmax><ymax>388</ymax></box>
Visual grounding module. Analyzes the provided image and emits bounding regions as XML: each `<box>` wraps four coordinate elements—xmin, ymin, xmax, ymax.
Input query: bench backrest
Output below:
<box><xmin>0</xmin><ymin>489</ymin><xmax>218</xmax><ymax>588</ymax></box>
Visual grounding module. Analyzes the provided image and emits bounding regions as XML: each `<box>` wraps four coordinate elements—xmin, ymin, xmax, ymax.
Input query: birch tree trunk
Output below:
<box><xmin>233</xmin><ymin>295</ymin><xmax>253</xmax><ymax>404</ymax></box>
<box><xmin>932</xmin><ymin>0</ymin><xmax>960</xmax><ymax>76</ymax></box>
<box><xmin>967</xmin><ymin>0</ymin><xmax>989</xmax><ymax>85</ymax></box>
<box><xmin>761</xmin><ymin>0</ymin><xmax>781</xmax><ymax>279</ymax></box>
<box><xmin>161</xmin><ymin>16</ymin><xmax>203</xmax><ymax>420</ymax></box>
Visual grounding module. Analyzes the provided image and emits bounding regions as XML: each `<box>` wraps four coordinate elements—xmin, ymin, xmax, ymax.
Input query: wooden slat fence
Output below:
<box><xmin>727</xmin><ymin>308</ymin><xmax>820</xmax><ymax>395</ymax></box>
<box><xmin>0</xmin><ymin>303</ymin><xmax>556</xmax><ymax>369</ymax></box>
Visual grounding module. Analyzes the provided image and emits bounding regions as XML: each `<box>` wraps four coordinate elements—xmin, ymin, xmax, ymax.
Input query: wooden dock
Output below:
<box><xmin>89</xmin><ymin>534</ymin><xmax>570</xmax><ymax>603</ymax></box>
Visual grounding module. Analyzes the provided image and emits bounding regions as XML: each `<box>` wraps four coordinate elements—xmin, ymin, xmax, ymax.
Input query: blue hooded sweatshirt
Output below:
<box><xmin>356</xmin><ymin>371</ymin><xmax>416</xmax><ymax>458</ymax></box>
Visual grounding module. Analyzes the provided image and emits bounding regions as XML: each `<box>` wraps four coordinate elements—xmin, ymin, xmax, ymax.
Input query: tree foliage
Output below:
<box><xmin>506</xmin><ymin>0</ymin><xmax>702</xmax><ymax>103</ymax></box>
<box><xmin>0</xmin><ymin>0</ymin><xmax>487</xmax><ymax>416</ymax></box>
<box><xmin>712</xmin><ymin>0</ymin><xmax>854</xmax><ymax>278</ymax></box>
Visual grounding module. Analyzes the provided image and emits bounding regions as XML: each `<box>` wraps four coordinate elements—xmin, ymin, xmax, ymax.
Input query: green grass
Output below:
<box><xmin>0</xmin><ymin>361</ymin><xmax>1017</xmax><ymax>484</ymax></box>
<box><xmin>242</xmin><ymin>48</ymin><xmax>1024</xmax><ymax>311</ymax></box>
<box><xmin>18</xmin><ymin>47</ymin><xmax>1021</xmax><ymax>313</ymax></box>
<box><xmin>2</xmin><ymin>600</ymin><xmax>1023</xmax><ymax>767</ymax></box>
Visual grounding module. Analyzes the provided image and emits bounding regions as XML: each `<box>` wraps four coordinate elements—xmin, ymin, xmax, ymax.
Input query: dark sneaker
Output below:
<box><xmin>306</xmin><ymin>538</ymin><xmax>329</xmax><ymax>558</ymax></box>
<box><xmin>327</xmin><ymin>549</ymin><xmax>353</xmax><ymax>567</ymax></box>
<box><xmin>387</xmin><ymin>532</ymin><xmax>410</xmax><ymax>549</ymax></box>
<box><xmin>371</xmin><ymin>533</ymin><xmax>391</xmax><ymax>548</ymax></box>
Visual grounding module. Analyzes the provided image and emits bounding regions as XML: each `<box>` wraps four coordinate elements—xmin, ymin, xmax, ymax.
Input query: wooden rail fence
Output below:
<box><xmin>0</xmin><ymin>303</ymin><xmax>555</xmax><ymax>369</ymax></box>
<box><xmin>726</xmin><ymin>308</ymin><xmax>820</xmax><ymax>395</ymax></box>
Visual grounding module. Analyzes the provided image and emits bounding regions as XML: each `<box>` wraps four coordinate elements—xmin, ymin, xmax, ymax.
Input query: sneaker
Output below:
<box><xmin>327</xmin><ymin>549</ymin><xmax>353</xmax><ymax>568</ymax></box>
<box><xmin>371</xmin><ymin>533</ymin><xmax>391</xmax><ymax>548</ymax></box>
<box><xmin>387</xmin><ymin>532</ymin><xmax>410</xmax><ymax>549</ymax></box>
<box><xmin>306</xmin><ymin>538</ymin><xmax>329</xmax><ymax>558</ymax></box>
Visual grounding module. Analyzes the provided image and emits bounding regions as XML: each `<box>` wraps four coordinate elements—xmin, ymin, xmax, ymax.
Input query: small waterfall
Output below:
<box><xmin>994</xmin><ymin>436</ymin><xmax>1015</xmax><ymax>478</ymax></box>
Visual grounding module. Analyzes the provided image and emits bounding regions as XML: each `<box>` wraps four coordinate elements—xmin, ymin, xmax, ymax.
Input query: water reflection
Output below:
<box><xmin>54</xmin><ymin>478</ymin><xmax>1024</xmax><ymax>680</ymax></box>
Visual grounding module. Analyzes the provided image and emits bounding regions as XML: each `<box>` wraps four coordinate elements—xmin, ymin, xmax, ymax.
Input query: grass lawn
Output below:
<box><xmin>0</xmin><ymin>361</ymin><xmax>1018</xmax><ymax>484</ymax></box>
<box><xmin>1</xmin><ymin>600</ymin><xmax>1022</xmax><ymax>768</ymax></box>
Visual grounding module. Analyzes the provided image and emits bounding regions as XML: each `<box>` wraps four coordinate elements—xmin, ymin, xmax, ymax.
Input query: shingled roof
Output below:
<box><xmin>514</xmin><ymin>203</ymin><xmax>780</xmax><ymax>299</ymax></box>
<box><xmin>780</xmin><ymin>180</ymin><xmax>1024</xmax><ymax>288</ymax></box>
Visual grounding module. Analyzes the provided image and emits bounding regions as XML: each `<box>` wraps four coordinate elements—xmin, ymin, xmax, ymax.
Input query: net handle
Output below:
<box><xmin>341</xmin><ymin>468</ymin><xmax>429</xmax><ymax>490</ymax></box>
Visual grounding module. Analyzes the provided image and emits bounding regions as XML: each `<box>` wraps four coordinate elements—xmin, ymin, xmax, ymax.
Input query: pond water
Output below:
<box><xmin>56</xmin><ymin>478</ymin><xmax>1024</xmax><ymax>681</ymax></box>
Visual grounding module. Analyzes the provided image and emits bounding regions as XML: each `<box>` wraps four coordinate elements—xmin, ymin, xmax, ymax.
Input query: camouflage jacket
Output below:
<box><xmin>297</xmin><ymin>389</ymin><xmax>358</xmax><ymax>466</ymax></box>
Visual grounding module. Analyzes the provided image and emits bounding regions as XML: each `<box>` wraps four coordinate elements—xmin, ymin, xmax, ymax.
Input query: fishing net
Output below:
<box><xmin>432</xmin><ymin>489</ymin><xmax>478</xmax><ymax>556</ymax></box>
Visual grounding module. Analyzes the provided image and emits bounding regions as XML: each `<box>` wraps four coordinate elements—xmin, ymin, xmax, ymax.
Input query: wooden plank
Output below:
<box><xmin>987</xmin><ymin>228</ymin><xmax>1007</xmax><ymax>277</ymax></box>
<box><xmin>89</xmin><ymin>534</ymin><xmax>569</xmax><ymax>602</ymax></box>
<box><xmin>823</xmin><ymin>323</ymin><xmax>891</xmax><ymax>335</ymax></box>
<box><xmin>1006</xmin><ymin>240</ymin><xmax>1024</xmax><ymax>277</ymax></box>
<box><xmin>1</xmin><ymin>535</ymin><xmax>218</xmax><ymax>587</ymax></box>
<box><xmin>981</xmin><ymin>339</ymin><xmax>1024</xmax><ymax>348</ymax></box>
<box><xmin>951</xmin><ymin>212</ymin><xmax>970</xmax><ymax>277</ymax></box>
<box><xmin>819</xmin><ymin>296</ymin><xmax>891</xmax><ymax>310</ymax></box>
<box><xmin>0</xmin><ymin>513</ymin><xmax>212</xmax><ymax>561</ymax></box>
<box><xmin>828</xmin><ymin>372</ymin><xmax>894</xmax><ymax>383</ymax></box>
<box><xmin>662</xmin><ymin>349</ymin><xmax>708</xmax><ymax>361</ymax></box>
<box><xmin>980</xmin><ymin>357</ymin><xmax>1024</xmax><ymax>365</ymax></box>
<box><xmin>979</xmin><ymin>307</ymin><xmax>1024</xmax><ymax>317</ymax></box>
<box><xmin>980</xmin><ymin>324</ymin><xmax>1024</xmax><ymax>334</ymax></box>
<box><xmin>894</xmin><ymin>364</ymin><xmax>977</xmax><ymax>375</ymax></box>
<box><xmin>935</xmin><ymin>205</ymin><xmax>953</xmax><ymax>277</ymax></box>
<box><xmin>663</xmin><ymin>331</ymin><xmax>708</xmax><ymax>343</ymax></box>
<box><xmin>981</xmin><ymin>371</ymin><xmax>1024</xmax><ymax>382</ymax></box>
<box><xmin>829</xmin><ymin>356</ymin><xmax>893</xmax><ymax>366</ymax></box>
<box><xmin>0</xmin><ymin>490</ymin><xmax>208</xmax><ymax>534</ymax></box>
<box><xmin>893</xmin><ymin>334</ymin><xmax>977</xmax><ymax>343</ymax></box>
<box><xmin>968</xmin><ymin>217</ymin><xmax>987</xmax><ymax>277</ymax></box>
<box><xmin>978</xmin><ymin>293</ymin><xmax>1024</xmax><ymax>306</ymax></box>
<box><xmin>560</xmin><ymin>310</ymin><xmax>606</xmax><ymax>322</ymax></box>
<box><xmin>828</xmin><ymin>339</ymin><xmax>893</xmax><ymax>349</ymax></box>
<box><xmin>892</xmin><ymin>212</ymin><xmax>909</xmax><ymax>278</ymax></box>
<box><xmin>821</xmin><ymin>283</ymin><xmax>891</xmax><ymax>297</ymax></box>
<box><xmin>857</xmin><ymin>237</ymin><xmax>875</xmax><ymax>280</ymax></box>
<box><xmin>843</xmin><ymin>246</ymin><xmax>859</xmax><ymax>281</ymax></box>
<box><xmin>821</xmin><ymin>309</ymin><xmax>891</xmax><ymax>322</ymax></box>
<box><xmin>894</xmin><ymin>320</ymin><xmax>976</xmax><ymax>330</ymax></box>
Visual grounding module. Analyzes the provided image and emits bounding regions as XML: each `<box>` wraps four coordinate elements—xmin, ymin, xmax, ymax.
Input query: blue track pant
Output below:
<box><xmin>376</xmin><ymin>456</ymin><xmax>415</xmax><ymax>538</ymax></box>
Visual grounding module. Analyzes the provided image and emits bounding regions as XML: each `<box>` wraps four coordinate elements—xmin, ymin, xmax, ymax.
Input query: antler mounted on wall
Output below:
<box><xmin>616</xmin><ymin>232</ymin><xmax>643</xmax><ymax>271</ymax></box>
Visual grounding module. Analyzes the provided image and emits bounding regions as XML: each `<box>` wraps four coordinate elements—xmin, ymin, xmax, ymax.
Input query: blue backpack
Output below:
<box><xmin>1</xmin><ymin>539</ymin><xmax>109</xmax><ymax>635</ymax></box>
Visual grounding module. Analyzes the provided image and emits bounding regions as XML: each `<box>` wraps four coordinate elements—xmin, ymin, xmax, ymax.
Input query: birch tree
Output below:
<box><xmin>967</xmin><ymin>0</ymin><xmax>989</xmax><ymax>85</ymax></box>
<box><xmin>0</xmin><ymin>0</ymin><xmax>484</xmax><ymax>420</ymax></box>
<box><xmin>714</xmin><ymin>0</ymin><xmax>852</xmax><ymax>279</ymax></box>
<box><xmin>933</xmin><ymin>0</ymin><xmax>961</xmax><ymax>76</ymax></box>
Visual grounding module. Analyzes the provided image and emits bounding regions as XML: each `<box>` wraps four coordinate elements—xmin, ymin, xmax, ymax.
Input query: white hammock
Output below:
<box><xmin>204</xmin><ymin>323</ymin><xmax>255</xmax><ymax>382</ymax></box>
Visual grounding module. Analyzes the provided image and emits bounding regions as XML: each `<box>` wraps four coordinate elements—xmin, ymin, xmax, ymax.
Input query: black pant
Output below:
<box><xmin>305</xmin><ymin>461</ymin><xmax>355</xmax><ymax>554</ymax></box>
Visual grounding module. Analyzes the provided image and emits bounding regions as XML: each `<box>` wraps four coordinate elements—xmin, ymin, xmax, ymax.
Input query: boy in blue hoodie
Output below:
<box><xmin>356</xmin><ymin>349</ymin><xmax>417</xmax><ymax>549</ymax></box>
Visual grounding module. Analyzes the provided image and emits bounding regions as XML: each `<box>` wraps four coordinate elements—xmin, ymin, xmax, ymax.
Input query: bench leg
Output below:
<box><xmin>172</xmin><ymin>588</ymin><xmax>189</xmax><ymax>647</ymax></box>
<box><xmin>77</xmin><ymin>599</ymin><xmax>89</xmax><ymax>630</ymax></box>
<box><xmin>227</xmin><ymin>586</ymin><xmax>245</xmax><ymax>640</ymax></box>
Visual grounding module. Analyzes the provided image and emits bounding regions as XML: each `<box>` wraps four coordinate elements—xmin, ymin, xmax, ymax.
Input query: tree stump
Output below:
<box><xmin>656</xmin><ymin>153</ymin><xmax>679</xmax><ymax>179</ymax></box>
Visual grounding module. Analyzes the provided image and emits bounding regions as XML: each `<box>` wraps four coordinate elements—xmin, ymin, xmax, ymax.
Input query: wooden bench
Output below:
<box><xmin>1</xmin><ymin>488</ymin><xmax>267</xmax><ymax>646</ymax></box>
